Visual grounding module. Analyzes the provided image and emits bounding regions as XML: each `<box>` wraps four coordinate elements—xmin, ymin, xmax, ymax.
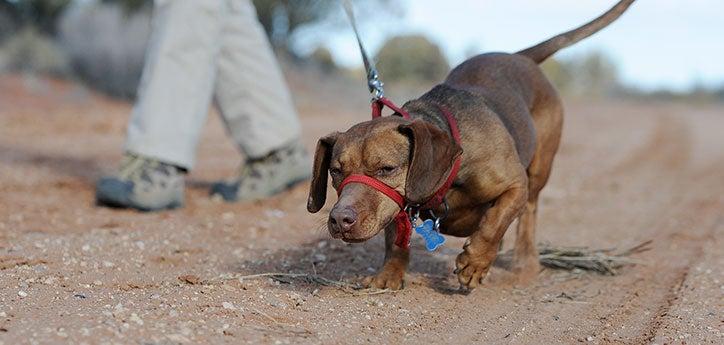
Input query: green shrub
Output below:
<box><xmin>540</xmin><ymin>51</ymin><xmax>621</xmax><ymax>98</ymax></box>
<box><xmin>309</xmin><ymin>46</ymin><xmax>337</xmax><ymax>73</ymax></box>
<box><xmin>0</xmin><ymin>27</ymin><xmax>69</xmax><ymax>75</ymax></box>
<box><xmin>375</xmin><ymin>35</ymin><xmax>449</xmax><ymax>83</ymax></box>
<box><xmin>540</xmin><ymin>57</ymin><xmax>573</xmax><ymax>94</ymax></box>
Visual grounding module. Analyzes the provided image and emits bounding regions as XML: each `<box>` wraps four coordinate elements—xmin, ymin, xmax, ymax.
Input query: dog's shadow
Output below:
<box><xmin>229</xmin><ymin>236</ymin><xmax>516</xmax><ymax>295</ymax></box>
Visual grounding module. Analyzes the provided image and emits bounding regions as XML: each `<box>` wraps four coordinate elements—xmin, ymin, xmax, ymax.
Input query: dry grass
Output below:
<box><xmin>533</xmin><ymin>240</ymin><xmax>652</xmax><ymax>275</ymax></box>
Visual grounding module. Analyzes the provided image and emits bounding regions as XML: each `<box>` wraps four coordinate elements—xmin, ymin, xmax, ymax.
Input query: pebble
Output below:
<box><xmin>269</xmin><ymin>298</ymin><xmax>287</xmax><ymax>309</ymax></box>
<box><xmin>17</xmin><ymin>291</ymin><xmax>28</xmax><ymax>298</ymax></box>
<box><xmin>57</xmin><ymin>329</ymin><xmax>68</xmax><ymax>338</ymax></box>
<box><xmin>586</xmin><ymin>336</ymin><xmax>594</xmax><ymax>341</ymax></box>
<box><xmin>129</xmin><ymin>313</ymin><xmax>144</xmax><ymax>325</ymax></box>
<box><xmin>289</xmin><ymin>293</ymin><xmax>305</xmax><ymax>307</ymax></box>
<box><xmin>114</xmin><ymin>303</ymin><xmax>125</xmax><ymax>314</ymax></box>
<box><xmin>265</xmin><ymin>209</ymin><xmax>285</xmax><ymax>218</ymax></box>
<box><xmin>222</xmin><ymin>302</ymin><xmax>235</xmax><ymax>310</ymax></box>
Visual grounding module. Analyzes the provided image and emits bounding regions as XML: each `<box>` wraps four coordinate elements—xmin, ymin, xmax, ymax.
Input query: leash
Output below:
<box><xmin>341</xmin><ymin>1</ymin><xmax>461</xmax><ymax>251</ymax></box>
<box><xmin>342</xmin><ymin>0</ymin><xmax>411</xmax><ymax>119</ymax></box>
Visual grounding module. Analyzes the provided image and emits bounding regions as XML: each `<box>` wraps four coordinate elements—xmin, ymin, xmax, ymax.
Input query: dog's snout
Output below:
<box><xmin>330</xmin><ymin>206</ymin><xmax>358</xmax><ymax>232</ymax></box>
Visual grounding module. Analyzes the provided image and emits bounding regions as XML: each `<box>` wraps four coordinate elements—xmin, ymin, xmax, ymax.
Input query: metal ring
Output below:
<box><xmin>427</xmin><ymin>199</ymin><xmax>450</xmax><ymax>221</ymax></box>
<box><xmin>440</xmin><ymin>199</ymin><xmax>450</xmax><ymax>221</ymax></box>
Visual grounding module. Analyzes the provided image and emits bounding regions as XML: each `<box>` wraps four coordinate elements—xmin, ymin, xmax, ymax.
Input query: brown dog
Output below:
<box><xmin>308</xmin><ymin>0</ymin><xmax>636</xmax><ymax>290</ymax></box>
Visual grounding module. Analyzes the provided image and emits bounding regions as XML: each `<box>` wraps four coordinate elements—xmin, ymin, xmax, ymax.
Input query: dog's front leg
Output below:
<box><xmin>365</xmin><ymin>223</ymin><xmax>409</xmax><ymax>290</ymax></box>
<box><xmin>456</xmin><ymin>184</ymin><xmax>528</xmax><ymax>289</ymax></box>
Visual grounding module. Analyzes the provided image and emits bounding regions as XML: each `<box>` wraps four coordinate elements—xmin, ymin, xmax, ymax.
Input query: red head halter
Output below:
<box><xmin>337</xmin><ymin>98</ymin><xmax>461</xmax><ymax>249</ymax></box>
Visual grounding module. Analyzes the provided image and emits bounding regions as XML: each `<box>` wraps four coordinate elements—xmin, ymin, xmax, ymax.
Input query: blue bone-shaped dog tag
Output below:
<box><xmin>414</xmin><ymin>219</ymin><xmax>446</xmax><ymax>251</ymax></box>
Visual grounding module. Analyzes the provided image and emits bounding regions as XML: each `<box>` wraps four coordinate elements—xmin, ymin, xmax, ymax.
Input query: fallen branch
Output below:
<box><xmin>527</xmin><ymin>240</ymin><xmax>651</xmax><ymax>275</ymax></box>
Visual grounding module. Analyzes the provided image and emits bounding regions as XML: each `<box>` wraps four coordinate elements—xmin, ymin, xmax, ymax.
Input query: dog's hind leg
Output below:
<box><xmin>364</xmin><ymin>223</ymin><xmax>409</xmax><ymax>290</ymax></box>
<box><xmin>513</xmin><ymin>102</ymin><xmax>563</xmax><ymax>280</ymax></box>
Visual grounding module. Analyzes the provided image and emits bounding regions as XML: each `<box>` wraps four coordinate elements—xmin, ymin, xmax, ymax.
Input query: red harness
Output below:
<box><xmin>337</xmin><ymin>97</ymin><xmax>462</xmax><ymax>249</ymax></box>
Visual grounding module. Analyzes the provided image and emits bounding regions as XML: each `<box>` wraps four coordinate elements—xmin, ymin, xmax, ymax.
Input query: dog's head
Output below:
<box><xmin>307</xmin><ymin>116</ymin><xmax>462</xmax><ymax>242</ymax></box>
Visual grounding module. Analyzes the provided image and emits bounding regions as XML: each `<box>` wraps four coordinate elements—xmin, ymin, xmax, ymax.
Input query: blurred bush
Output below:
<box><xmin>309</xmin><ymin>45</ymin><xmax>337</xmax><ymax>73</ymax></box>
<box><xmin>253</xmin><ymin>0</ymin><xmax>397</xmax><ymax>53</ymax></box>
<box><xmin>540</xmin><ymin>58</ymin><xmax>572</xmax><ymax>93</ymax></box>
<box><xmin>0</xmin><ymin>27</ymin><xmax>69</xmax><ymax>75</ymax></box>
<box><xmin>541</xmin><ymin>51</ymin><xmax>620</xmax><ymax>99</ymax></box>
<box><xmin>376</xmin><ymin>35</ymin><xmax>449</xmax><ymax>84</ymax></box>
<box><xmin>0</xmin><ymin>0</ymin><xmax>72</xmax><ymax>36</ymax></box>
<box><xmin>0</xmin><ymin>3</ymin><xmax>19</xmax><ymax>44</ymax></box>
<box><xmin>59</xmin><ymin>1</ymin><xmax>151</xmax><ymax>99</ymax></box>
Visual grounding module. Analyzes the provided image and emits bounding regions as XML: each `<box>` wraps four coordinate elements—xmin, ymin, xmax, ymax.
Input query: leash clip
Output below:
<box><xmin>405</xmin><ymin>205</ymin><xmax>421</xmax><ymax>226</ymax></box>
<box><xmin>368</xmin><ymin>73</ymin><xmax>385</xmax><ymax>100</ymax></box>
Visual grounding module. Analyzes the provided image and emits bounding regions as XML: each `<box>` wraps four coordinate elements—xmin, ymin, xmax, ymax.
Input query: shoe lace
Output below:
<box><xmin>118</xmin><ymin>155</ymin><xmax>157</xmax><ymax>181</ymax></box>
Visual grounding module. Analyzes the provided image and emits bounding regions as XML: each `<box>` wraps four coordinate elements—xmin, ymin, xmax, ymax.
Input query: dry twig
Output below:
<box><xmin>528</xmin><ymin>240</ymin><xmax>651</xmax><ymax>275</ymax></box>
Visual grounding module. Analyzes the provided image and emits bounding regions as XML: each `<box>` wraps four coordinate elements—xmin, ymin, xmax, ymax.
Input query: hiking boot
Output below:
<box><xmin>210</xmin><ymin>141</ymin><xmax>311</xmax><ymax>202</ymax></box>
<box><xmin>96</xmin><ymin>154</ymin><xmax>185</xmax><ymax>211</ymax></box>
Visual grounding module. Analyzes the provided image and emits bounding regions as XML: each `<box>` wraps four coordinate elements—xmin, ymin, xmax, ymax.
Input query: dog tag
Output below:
<box><xmin>414</xmin><ymin>219</ymin><xmax>445</xmax><ymax>251</ymax></box>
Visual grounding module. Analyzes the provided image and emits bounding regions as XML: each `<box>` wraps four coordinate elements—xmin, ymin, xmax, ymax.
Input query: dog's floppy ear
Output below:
<box><xmin>398</xmin><ymin>120</ymin><xmax>462</xmax><ymax>204</ymax></box>
<box><xmin>307</xmin><ymin>132</ymin><xmax>339</xmax><ymax>213</ymax></box>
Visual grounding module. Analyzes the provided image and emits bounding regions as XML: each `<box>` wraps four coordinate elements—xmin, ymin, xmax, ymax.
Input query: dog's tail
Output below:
<box><xmin>517</xmin><ymin>0</ymin><xmax>636</xmax><ymax>64</ymax></box>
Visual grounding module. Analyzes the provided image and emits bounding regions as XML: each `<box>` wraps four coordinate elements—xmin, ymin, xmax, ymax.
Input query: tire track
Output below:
<box><xmin>585</xmin><ymin>112</ymin><xmax>692</xmax><ymax>184</ymax></box>
<box><xmin>583</xmin><ymin>112</ymin><xmax>721</xmax><ymax>343</ymax></box>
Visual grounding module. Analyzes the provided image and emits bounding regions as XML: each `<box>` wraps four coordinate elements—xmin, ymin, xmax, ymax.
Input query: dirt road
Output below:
<box><xmin>0</xmin><ymin>75</ymin><xmax>722</xmax><ymax>344</ymax></box>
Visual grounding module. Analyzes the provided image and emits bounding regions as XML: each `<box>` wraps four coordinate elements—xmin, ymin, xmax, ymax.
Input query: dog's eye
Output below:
<box><xmin>376</xmin><ymin>166</ymin><xmax>397</xmax><ymax>176</ymax></box>
<box><xmin>329</xmin><ymin>167</ymin><xmax>342</xmax><ymax>177</ymax></box>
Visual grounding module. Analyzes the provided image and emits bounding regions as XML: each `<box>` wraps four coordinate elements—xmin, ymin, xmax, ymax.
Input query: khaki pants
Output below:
<box><xmin>125</xmin><ymin>0</ymin><xmax>301</xmax><ymax>169</ymax></box>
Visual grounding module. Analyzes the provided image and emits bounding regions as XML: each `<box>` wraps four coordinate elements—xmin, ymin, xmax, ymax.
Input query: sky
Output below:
<box><xmin>309</xmin><ymin>0</ymin><xmax>724</xmax><ymax>92</ymax></box>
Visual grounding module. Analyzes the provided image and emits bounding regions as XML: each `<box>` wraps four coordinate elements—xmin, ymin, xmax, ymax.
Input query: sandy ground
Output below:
<box><xmin>0</xmin><ymin>74</ymin><xmax>722</xmax><ymax>344</ymax></box>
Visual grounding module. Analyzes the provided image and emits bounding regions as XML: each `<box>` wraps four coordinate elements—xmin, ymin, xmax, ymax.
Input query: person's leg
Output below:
<box><xmin>97</xmin><ymin>0</ymin><xmax>225</xmax><ymax>210</ymax></box>
<box><xmin>126</xmin><ymin>0</ymin><xmax>225</xmax><ymax>169</ymax></box>
<box><xmin>210</xmin><ymin>0</ymin><xmax>310</xmax><ymax>201</ymax></box>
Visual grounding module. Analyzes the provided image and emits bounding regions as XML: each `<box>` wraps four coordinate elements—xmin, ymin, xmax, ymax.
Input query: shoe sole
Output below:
<box><xmin>96</xmin><ymin>195</ymin><xmax>184</xmax><ymax>212</ymax></box>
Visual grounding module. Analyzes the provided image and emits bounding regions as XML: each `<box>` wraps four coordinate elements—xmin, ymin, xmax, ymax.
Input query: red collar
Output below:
<box><xmin>337</xmin><ymin>97</ymin><xmax>462</xmax><ymax>249</ymax></box>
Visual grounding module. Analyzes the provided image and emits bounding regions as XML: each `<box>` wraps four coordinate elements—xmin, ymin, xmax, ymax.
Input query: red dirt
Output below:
<box><xmin>0</xmin><ymin>74</ymin><xmax>722</xmax><ymax>344</ymax></box>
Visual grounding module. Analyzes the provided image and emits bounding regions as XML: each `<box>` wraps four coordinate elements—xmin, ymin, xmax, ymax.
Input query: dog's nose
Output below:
<box><xmin>329</xmin><ymin>207</ymin><xmax>358</xmax><ymax>233</ymax></box>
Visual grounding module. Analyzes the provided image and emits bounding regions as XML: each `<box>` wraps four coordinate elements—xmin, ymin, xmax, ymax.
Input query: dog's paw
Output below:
<box><xmin>455</xmin><ymin>246</ymin><xmax>494</xmax><ymax>290</ymax></box>
<box><xmin>364</xmin><ymin>270</ymin><xmax>404</xmax><ymax>290</ymax></box>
